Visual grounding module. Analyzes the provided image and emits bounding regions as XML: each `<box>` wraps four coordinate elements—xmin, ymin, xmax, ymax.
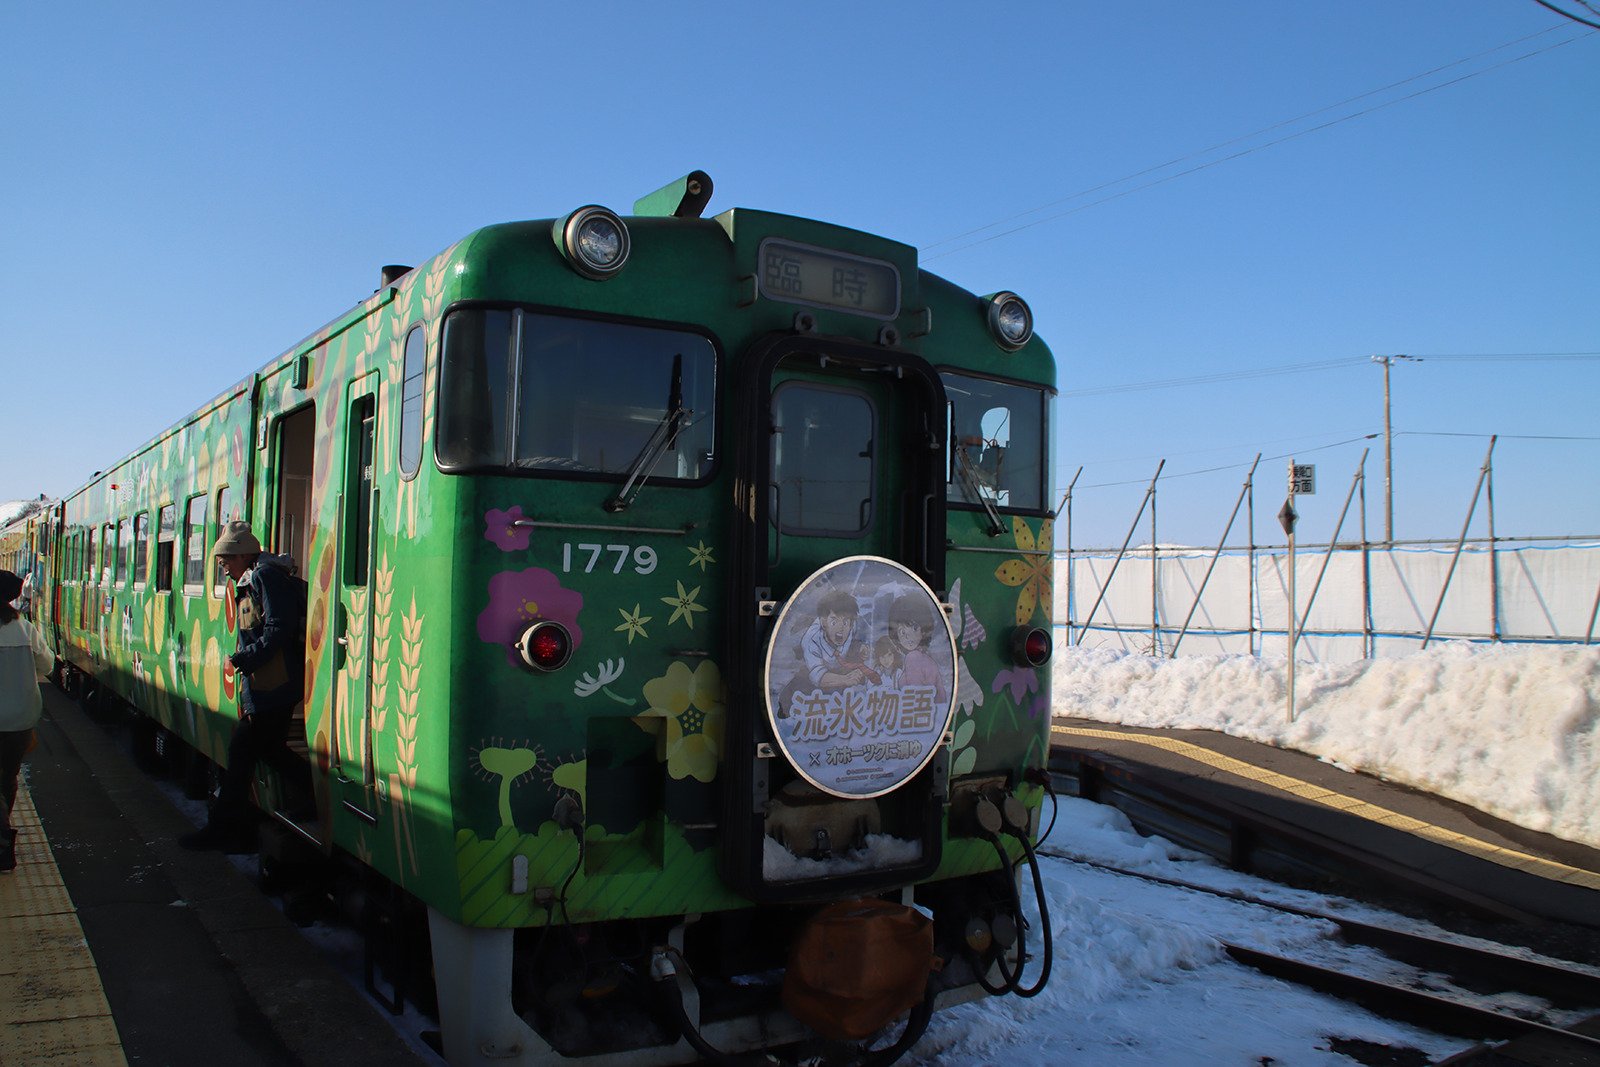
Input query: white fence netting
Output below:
<box><xmin>1058</xmin><ymin>542</ymin><xmax>1600</xmax><ymax>661</ymax></box>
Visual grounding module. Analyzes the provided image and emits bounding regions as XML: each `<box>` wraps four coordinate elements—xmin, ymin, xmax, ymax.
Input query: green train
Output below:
<box><xmin>16</xmin><ymin>172</ymin><xmax>1058</xmax><ymax>1066</ymax></box>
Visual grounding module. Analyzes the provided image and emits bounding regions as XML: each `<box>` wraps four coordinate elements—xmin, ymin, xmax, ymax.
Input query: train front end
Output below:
<box><xmin>420</xmin><ymin>176</ymin><xmax>1058</xmax><ymax>1066</ymax></box>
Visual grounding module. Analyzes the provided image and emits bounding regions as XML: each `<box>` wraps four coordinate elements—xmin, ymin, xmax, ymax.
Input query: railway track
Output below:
<box><xmin>1041</xmin><ymin>849</ymin><xmax>1600</xmax><ymax>1065</ymax></box>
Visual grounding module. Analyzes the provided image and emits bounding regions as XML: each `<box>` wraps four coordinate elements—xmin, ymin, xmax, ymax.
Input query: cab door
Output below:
<box><xmin>723</xmin><ymin>333</ymin><xmax>949</xmax><ymax>900</ymax></box>
<box><xmin>331</xmin><ymin>373</ymin><xmax>379</xmax><ymax>805</ymax></box>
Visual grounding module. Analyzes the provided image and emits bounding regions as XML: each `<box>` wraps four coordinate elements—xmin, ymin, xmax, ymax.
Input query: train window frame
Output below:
<box><xmin>99</xmin><ymin>524</ymin><xmax>111</xmax><ymax>585</ymax></box>
<box><xmin>343</xmin><ymin>393</ymin><xmax>377</xmax><ymax>587</ymax></box>
<box><xmin>182</xmin><ymin>494</ymin><xmax>209</xmax><ymax>596</ymax></box>
<box><xmin>132</xmin><ymin>512</ymin><xmax>150</xmax><ymax>589</ymax></box>
<box><xmin>937</xmin><ymin>368</ymin><xmax>1054</xmax><ymax>517</ymax></box>
<box><xmin>767</xmin><ymin>380</ymin><xmax>879</xmax><ymax>539</ymax></box>
<box><xmin>211</xmin><ymin>486</ymin><xmax>233</xmax><ymax>599</ymax></box>
<box><xmin>115</xmin><ymin>518</ymin><xmax>131</xmax><ymax>587</ymax></box>
<box><xmin>155</xmin><ymin>503</ymin><xmax>177</xmax><ymax>594</ymax></box>
<box><xmin>398</xmin><ymin>322</ymin><xmax>427</xmax><ymax>481</ymax></box>
<box><xmin>433</xmin><ymin>301</ymin><xmax>723</xmax><ymax>489</ymax></box>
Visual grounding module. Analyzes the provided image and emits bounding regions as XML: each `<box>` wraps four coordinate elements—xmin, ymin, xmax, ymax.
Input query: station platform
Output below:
<box><xmin>1050</xmin><ymin>717</ymin><xmax>1600</xmax><ymax>929</ymax></box>
<box><xmin>0</xmin><ymin>684</ymin><xmax>430</xmax><ymax>1067</ymax></box>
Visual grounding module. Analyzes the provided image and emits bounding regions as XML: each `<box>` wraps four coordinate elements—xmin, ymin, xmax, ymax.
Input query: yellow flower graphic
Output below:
<box><xmin>687</xmin><ymin>540</ymin><xmax>716</xmax><ymax>571</ymax></box>
<box><xmin>615</xmin><ymin>604</ymin><xmax>651</xmax><ymax>643</ymax></box>
<box><xmin>660</xmin><ymin>580</ymin><xmax>707</xmax><ymax>629</ymax></box>
<box><xmin>995</xmin><ymin>515</ymin><xmax>1054</xmax><ymax>627</ymax></box>
<box><xmin>636</xmin><ymin>661</ymin><xmax>726</xmax><ymax>782</ymax></box>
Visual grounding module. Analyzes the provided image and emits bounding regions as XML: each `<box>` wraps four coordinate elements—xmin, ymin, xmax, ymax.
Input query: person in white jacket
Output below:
<box><xmin>1</xmin><ymin>568</ymin><xmax>54</xmax><ymax>872</ymax></box>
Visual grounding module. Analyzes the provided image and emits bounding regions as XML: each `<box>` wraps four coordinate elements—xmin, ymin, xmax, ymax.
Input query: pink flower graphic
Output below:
<box><xmin>991</xmin><ymin>666</ymin><xmax>1039</xmax><ymax>706</ymax></box>
<box><xmin>477</xmin><ymin>568</ymin><xmax>583</xmax><ymax>666</ymax></box>
<box><xmin>485</xmin><ymin>506</ymin><xmax>530</xmax><ymax>552</ymax></box>
<box><xmin>961</xmin><ymin>604</ymin><xmax>987</xmax><ymax>649</ymax></box>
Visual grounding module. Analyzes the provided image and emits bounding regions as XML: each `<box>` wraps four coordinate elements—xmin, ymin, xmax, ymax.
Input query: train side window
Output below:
<box><xmin>155</xmin><ymin>504</ymin><xmax>176</xmax><ymax>593</ymax></box>
<box><xmin>85</xmin><ymin>525</ymin><xmax>96</xmax><ymax>585</ymax></box>
<box><xmin>345</xmin><ymin>394</ymin><xmax>377</xmax><ymax>586</ymax></box>
<box><xmin>98</xmin><ymin>524</ymin><xmax>109</xmax><ymax>584</ymax></box>
<box><xmin>115</xmin><ymin>518</ymin><xmax>131</xmax><ymax>586</ymax></box>
<box><xmin>212</xmin><ymin>486</ymin><xmax>232</xmax><ymax>597</ymax></box>
<box><xmin>769</xmin><ymin>382</ymin><xmax>876</xmax><ymax>537</ymax></box>
<box><xmin>133</xmin><ymin>512</ymin><xmax>150</xmax><ymax>588</ymax></box>
<box><xmin>398</xmin><ymin>324</ymin><xmax>426</xmax><ymax>480</ymax></box>
<box><xmin>183</xmin><ymin>495</ymin><xmax>209</xmax><ymax>594</ymax></box>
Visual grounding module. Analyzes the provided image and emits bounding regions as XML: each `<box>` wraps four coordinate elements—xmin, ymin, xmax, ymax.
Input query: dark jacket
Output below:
<box><xmin>230</xmin><ymin>553</ymin><xmax>304</xmax><ymax>715</ymax></box>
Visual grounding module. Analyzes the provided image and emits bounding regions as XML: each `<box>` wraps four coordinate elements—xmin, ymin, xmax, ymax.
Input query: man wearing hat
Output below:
<box><xmin>180</xmin><ymin>521</ymin><xmax>312</xmax><ymax>852</ymax></box>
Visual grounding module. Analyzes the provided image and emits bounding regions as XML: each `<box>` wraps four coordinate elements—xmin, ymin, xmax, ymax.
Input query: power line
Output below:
<box><xmin>924</xmin><ymin>29</ymin><xmax>1596</xmax><ymax>262</ymax></box>
<box><xmin>1398</xmin><ymin>430</ymin><xmax>1600</xmax><ymax>441</ymax></box>
<box><xmin>921</xmin><ymin>24</ymin><xmax>1574</xmax><ymax>254</ymax></box>
<box><xmin>1069</xmin><ymin>434</ymin><xmax>1379</xmax><ymax>490</ymax></box>
<box><xmin>1531</xmin><ymin>0</ymin><xmax>1600</xmax><ymax>30</ymax></box>
<box><xmin>1060</xmin><ymin>357</ymin><xmax>1365</xmax><ymax>398</ymax></box>
<box><xmin>1062</xmin><ymin>351</ymin><xmax>1599</xmax><ymax>399</ymax></box>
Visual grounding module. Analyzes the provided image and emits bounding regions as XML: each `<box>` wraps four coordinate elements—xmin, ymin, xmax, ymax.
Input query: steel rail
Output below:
<box><xmin>1224</xmin><ymin>943</ymin><xmax>1600</xmax><ymax>1052</ymax></box>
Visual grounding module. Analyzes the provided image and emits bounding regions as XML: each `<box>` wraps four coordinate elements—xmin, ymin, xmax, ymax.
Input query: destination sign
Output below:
<box><xmin>758</xmin><ymin>238</ymin><xmax>900</xmax><ymax>320</ymax></box>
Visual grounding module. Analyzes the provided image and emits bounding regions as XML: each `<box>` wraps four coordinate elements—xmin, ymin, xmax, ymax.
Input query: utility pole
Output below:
<box><xmin>1370</xmin><ymin>354</ymin><xmax>1419</xmax><ymax>545</ymax></box>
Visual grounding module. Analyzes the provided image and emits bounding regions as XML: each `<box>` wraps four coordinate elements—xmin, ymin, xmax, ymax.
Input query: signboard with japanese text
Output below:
<box><xmin>757</xmin><ymin>238</ymin><xmax>901</xmax><ymax>320</ymax></box>
<box><xmin>1289</xmin><ymin>463</ymin><xmax>1316</xmax><ymax>495</ymax></box>
<box><xmin>763</xmin><ymin>556</ymin><xmax>957</xmax><ymax>798</ymax></box>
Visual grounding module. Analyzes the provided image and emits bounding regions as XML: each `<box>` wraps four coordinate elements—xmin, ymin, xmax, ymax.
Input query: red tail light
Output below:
<box><xmin>517</xmin><ymin>621</ymin><xmax>573</xmax><ymax>672</ymax></box>
<box><xmin>1012</xmin><ymin>626</ymin><xmax>1052</xmax><ymax>668</ymax></box>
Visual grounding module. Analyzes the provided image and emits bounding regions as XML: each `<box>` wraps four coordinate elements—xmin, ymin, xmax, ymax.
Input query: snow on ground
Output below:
<box><xmin>120</xmin><ymin>725</ymin><xmax>1600</xmax><ymax>1067</ymax></box>
<box><xmin>1052</xmin><ymin>642</ymin><xmax>1600</xmax><ymax>849</ymax></box>
<box><xmin>910</xmin><ymin>797</ymin><xmax>1599</xmax><ymax>1067</ymax></box>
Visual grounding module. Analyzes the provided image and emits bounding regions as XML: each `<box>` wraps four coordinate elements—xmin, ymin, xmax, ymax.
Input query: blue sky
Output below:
<box><xmin>3</xmin><ymin>1</ymin><xmax>1595</xmax><ymax>547</ymax></box>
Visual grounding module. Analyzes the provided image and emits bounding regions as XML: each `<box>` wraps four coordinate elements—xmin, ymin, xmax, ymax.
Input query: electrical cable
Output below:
<box><xmin>1531</xmin><ymin>0</ymin><xmax>1600</xmax><ymax>29</ymax></box>
<box><xmin>924</xmin><ymin>29</ymin><xmax>1596</xmax><ymax>261</ymax></box>
<box><xmin>920</xmin><ymin>24</ymin><xmax>1577</xmax><ymax>253</ymax></box>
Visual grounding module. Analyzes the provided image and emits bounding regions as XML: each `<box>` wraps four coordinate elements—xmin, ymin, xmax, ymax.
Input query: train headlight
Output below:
<box><xmin>517</xmin><ymin>621</ymin><xmax>574</xmax><ymax>672</ymax></box>
<box><xmin>1011</xmin><ymin>626</ymin><xmax>1052</xmax><ymax>668</ymax></box>
<box><xmin>986</xmin><ymin>292</ymin><xmax>1033</xmax><ymax>351</ymax></box>
<box><xmin>553</xmin><ymin>205</ymin><xmax>630</xmax><ymax>280</ymax></box>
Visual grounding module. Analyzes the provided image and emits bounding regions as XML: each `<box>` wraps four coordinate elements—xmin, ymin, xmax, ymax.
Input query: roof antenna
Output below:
<box><xmin>633</xmin><ymin>171</ymin><xmax>713</xmax><ymax>218</ymax></box>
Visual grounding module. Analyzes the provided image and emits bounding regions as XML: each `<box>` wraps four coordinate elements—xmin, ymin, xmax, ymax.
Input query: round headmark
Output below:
<box><xmin>763</xmin><ymin>556</ymin><xmax>958</xmax><ymax>799</ymax></box>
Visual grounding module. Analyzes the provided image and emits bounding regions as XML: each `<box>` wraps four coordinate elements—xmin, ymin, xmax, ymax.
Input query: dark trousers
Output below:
<box><xmin>2</xmin><ymin>728</ymin><xmax>33</xmax><ymax>837</ymax></box>
<box><xmin>216</xmin><ymin>704</ymin><xmax>312</xmax><ymax>817</ymax></box>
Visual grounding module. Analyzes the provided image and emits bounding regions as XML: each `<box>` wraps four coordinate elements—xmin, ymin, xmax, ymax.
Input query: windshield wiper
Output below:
<box><xmin>605</xmin><ymin>354</ymin><xmax>685</xmax><ymax>513</ymax></box>
<box><xmin>955</xmin><ymin>438</ymin><xmax>1005</xmax><ymax>536</ymax></box>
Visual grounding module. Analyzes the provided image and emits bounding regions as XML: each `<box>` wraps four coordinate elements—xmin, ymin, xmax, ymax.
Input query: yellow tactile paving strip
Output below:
<box><xmin>1053</xmin><ymin>725</ymin><xmax>1600</xmax><ymax>892</ymax></box>
<box><xmin>0</xmin><ymin>779</ymin><xmax>129</xmax><ymax>1067</ymax></box>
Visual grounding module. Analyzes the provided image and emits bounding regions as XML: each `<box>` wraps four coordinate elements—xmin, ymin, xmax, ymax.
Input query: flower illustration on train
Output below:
<box><xmin>992</xmin><ymin>666</ymin><xmax>1048</xmax><ymax>719</ymax></box>
<box><xmin>476</xmin><ymin>567</ymin><xmax>584</xmax><ymax>666</ymax></box>
<box><xmin>995</xmin><ymin>515</ymin><xmax>1054</xmax><ymax>628</ymax></box>
<box><xmin>636</xmin><ymin>660</ymin><xmax>726</xmax><ymax>782</ymax></box>
<box><xmin>484</xmin><ymin>506</ymin><xmax>530</xmax><ymax>552</ymax></box>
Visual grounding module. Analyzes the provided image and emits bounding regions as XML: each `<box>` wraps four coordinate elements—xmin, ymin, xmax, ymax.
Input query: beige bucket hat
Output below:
<box><xmin>211</xmin><ymin>520</ymin><xmax>262</xmax><ymax>557</ymax></box>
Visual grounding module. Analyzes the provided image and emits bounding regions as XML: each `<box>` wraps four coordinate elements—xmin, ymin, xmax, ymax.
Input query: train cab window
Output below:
<box><xmin>133</xmin><ymin>513</ymin><xmax>150</xmax><ymax>588</ymax></box>
<box><xmin>940</xmin><ymin>372</ymin><xmax>1049</xmax><ymax>513</ymax></box>
<box><xmin>398</xmin><ymin>324</ymin><xmax>426</xmax><ymax>480</ymax></box>
<box><xmin>437</xmin><ymin>308</ymin><xmax>717</xmax><ymax>481</ymax></box>
<box><xmin>183</xmin><ymin>495</ymin><xmax>208</xmax><ymax>594</ymax></box>
<box><xmin>155</xmin><ymin>505</ymin><xmax>176</xmax><ymax>592</ymax></box>
<box><xmin>769</xmin><ymin>383</ymin><xmax>875</xmax><ymax>537</ymax></box>
<box><xmin>115</xmin><ymin>519</ymin><xmax>131</xmax><ymax>585</ymax></box>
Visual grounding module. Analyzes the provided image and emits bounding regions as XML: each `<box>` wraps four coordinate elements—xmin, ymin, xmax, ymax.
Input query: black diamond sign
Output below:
<box><xmin>1278</xmin><ymin>499</ymin><xmax>1298</xmax><ymax>536</ymax></box>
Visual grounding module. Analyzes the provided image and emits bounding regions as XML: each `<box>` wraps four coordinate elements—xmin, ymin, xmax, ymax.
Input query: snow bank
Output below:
<box><xmin>1052</xmin><ymin>642</ymin><xmax>1600</xmax><ymax>848</ymax></box>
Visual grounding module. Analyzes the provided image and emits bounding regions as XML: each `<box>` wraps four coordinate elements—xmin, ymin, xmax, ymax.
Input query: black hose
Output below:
<box><xmin>657</xmin><ymin>969</ymin><xmax>776</xmax><ymax>1067</ymax></box>
<box><xmin>1003</xmin><ymin>831</ymin><xmax>1053</xmax><ymax>998</ymax></box>
<box><xmin>855</xmin><ymin>988</ymin><xmax>936</xmax><ymax>1067</ymax></box>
